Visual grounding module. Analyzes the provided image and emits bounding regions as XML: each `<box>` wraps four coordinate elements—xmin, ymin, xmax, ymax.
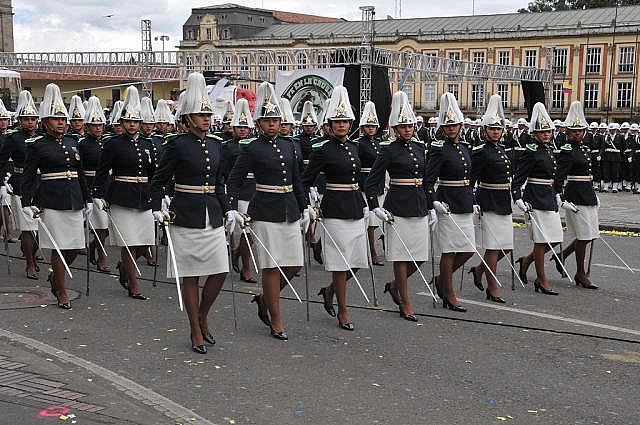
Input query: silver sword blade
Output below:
<box><xmin>526</xmin><ymin>211</ymin><xmax>572</xmax><ymax>282</ymax></box>
<box><xmin>86</xmin><ymin>217</ymin><xmax>108</xmax><ymax>257</ymax></box>
<box><xmin>104</xmin><ymin>208</ymin><xmax>142</xmax><ymax>277</ymax></box>
<box><xmin>163</xmin><ymin>221</ymin><xmax>184</xmax><ymax>311</ymax></box>
<box><xmin>36</xmin><ymin>214</ymin><xmax>73</xmax><ymax>279</ymax></box>
<box><xmin>481</xmin><ymin>218</ymin><xmax>525</xmax><ymax>288</ymax></box>
<box><xmin>241</xmin><ymin>227</ymin><xmax>260</xmax><ymax>276</ymax></box>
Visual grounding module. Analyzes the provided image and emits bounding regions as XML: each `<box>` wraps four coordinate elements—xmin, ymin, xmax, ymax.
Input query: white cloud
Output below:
<box><xmin>13</xmin><ymin>0</ymin><xmax>530</xmax><ymax>52</ymax></box>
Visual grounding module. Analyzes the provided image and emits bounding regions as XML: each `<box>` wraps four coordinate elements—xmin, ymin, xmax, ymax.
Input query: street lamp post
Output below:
<box><xmin>154</xmin><ymin>35</ymin><xmax>170</xmax><ymax>62</ymax></box>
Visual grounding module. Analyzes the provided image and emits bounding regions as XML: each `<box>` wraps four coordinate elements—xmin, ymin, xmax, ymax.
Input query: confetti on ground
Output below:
<box><xmin>136</xmin><ymin>342</ymin><xmax>143</xmax><ymax>346</ymax></box>
<box><xmin>153</xmin><ymin>338</ymin><xmax>161</xmax><ymax>341</ymax></box>
<box><xmin>527</xmin><ymin>410</ymin><xmax>538</xmax><ymax>414</ymax></box>
<box><xmin>294</xmin><ymin>406</ymin><xmax>304</xmax><ymax>416</ymax></box>
<box><xmin>167</xmin><ymin>328</ymin><xmax>177</xmax><ymax>332</ymax></box>
<box><xmin>372</xmin><ymin>383</ymin><xmax>381</xmax><ymax>387</ymax></box>
<box><xmin>465</xmin><ymin>360</ymin><xmax>473</xmax><ymax>364</ymax></box>
<box><xmin>488</xmin><ymin>399</ymin><xmax>496</xmax><ymax>406</ymax></box>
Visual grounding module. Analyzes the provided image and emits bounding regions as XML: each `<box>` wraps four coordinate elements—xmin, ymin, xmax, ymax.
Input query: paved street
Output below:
<box><xmin>1</xmin><ymin>204</ymin><xmax>639</xmax><ymax>425</ymax></box>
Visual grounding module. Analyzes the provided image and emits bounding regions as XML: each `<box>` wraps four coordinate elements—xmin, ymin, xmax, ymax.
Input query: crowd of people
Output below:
<box><xmin>0</xmin><ymin>74</ymin><xmax>604</xmax><ymax>353</ymax></box>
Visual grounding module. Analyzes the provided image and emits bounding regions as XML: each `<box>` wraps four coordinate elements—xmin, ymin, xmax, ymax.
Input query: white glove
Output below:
<box><xmin>161</xmin><ymin>195</ymin><xmax>171</xmax><ymax>211</ymax></box>
<box><xmin>515</xmin><ymin>199</ymin><xmax>529</xmax><ymax>212</ymax></box>
<box><xmin>309</xmin><ymin>187</ymin><xmax>320</xmax><ymax>204</ymax></box>
<box><xmin>373</xmin><ymin>207</ymin><xmax>391</xmax><ymax>223</ymax></box>
<box><xmin>432</xmin><ymin>201</ymin><xmax>449</xmax><ymax>214</ymax></box>
<box><xmin>473</xmin><ymin>204</ymin><xmax>481</xmax><ymax>215</ymax></box>
<box><xmin>555</xmin><ymin>194</ymin><xmax>563</xmax><ymax>210</ymax></box>
<box><xmin>0</xmin><ymin>185</ymin><xmax>6</xmax><ymax>203</ymax></box>
<box><xmin>153</xmin><ymin>210</ymin><xmax>169</xmax><ymax>222</ymax></box>
<box><xmin>23</xmin><ymin>205</ymin><xmax>39</xmax><ymax>218</ymax></box>
<box><xmin>4</xmin><ymin>182</ymin><xmax>13</xmax><ymax>194</ymax></box>
<box><xmin>225</xmin><ymin>210</ymin><xmax>245</xmax><ymax>233</ymax></box>
<box><xmin>596</xmin><ymin>196</ymin><xmax>600</xmax><ymax>208</ymax></box>
<box><xmin>384</xmin><ymin>183</ymin><xmax>390</xmax><ymax>191</ymax></box>
<box><xmin>561</xmin><ymin>201</ymin><xmax>578</xmax><ymax>213</ymax></box>
<box><xmin>83</xmin><ymin>203</ymin><xmax>93</xmax><ymax>218</ymax></box>
<box><xmin>428</xmin><ymin>209</ymin><xmax>438</xmax><ymax>226</ymax></box>
<box><xmin>629</xmin><ymin>157</ymin><xmax>633</xmax><ymax>163</ymax></box>
<box><xmin>596</xmin><ymin>156</ymin><xmax>601</xmax><ymax>161</ymax></box>
<box><xmin>92</xmin><ymin>198</ymin><xmax>106</xmax><ymax>210</ymax></box>
<box><xmin>301</xmin><ymin>209</ymin><xmax>310</xmax><ymax>233</ymax></box>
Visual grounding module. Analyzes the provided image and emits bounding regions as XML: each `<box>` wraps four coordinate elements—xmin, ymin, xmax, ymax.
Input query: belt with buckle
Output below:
<box><xmin>255</xmin><ymin>183</ymin><xmax>293</xmax><ymax>193</ymax></box>
<box><xmin>114</xmin><ymin>176</ymin><xmax>148</xmax><ymax>183</ymax></box>
<box><xmin>174</xmin><ymin>184</ymin><xmax>216</xmax><ymax>193</ymax></box>
<box><xmin>438</xmin><ymin>179</ymin><xmax>470</xmax><ymax>187</ymax></box>
<box><xmin>246</xmin><ymin>172</ymin><xmax>255</xmax><ymax>179</ymax></box>
<box><xmin>40</xmin><ymin>171</ymin><xmax>78</xmax><ymax>181</ymax></box>
<box><xmin>84</xmin><ymin>170</ymin><xmax>96</xmax><ymax>177</ymax></box>
<box><xmin>390</xmin><ymin>178</ymin><xmax>423</xmax><ymax>187</ymax></box>
<box><xmin>360</xmin><ymin>167</ymin><xmax>372</xmax><ymax>173</ymax></box>
<box><xmin>567</xmin><ymin>175</ymin><xmax>593</xmax><ymax>182</ymax></box>
<box><xmin>526</xmin><ymin>177</ymin><xmax>553</xmax><ymax>185</ymax></box>
<box><xmin>325</xmin><ymin>183</ymin><xmax>360</xmax><ymax>191</ymax></box>
<box><xmin>478</xmin><ymin>182</ymin><xmax>511</xmax><ymax>190</ymax></box>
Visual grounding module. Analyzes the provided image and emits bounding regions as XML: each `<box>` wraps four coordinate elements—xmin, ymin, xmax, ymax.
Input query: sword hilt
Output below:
<box><xmin>163</xmin><ymin>211</ymin><xmax>176</xmax><ymax>225</ymax></box>
<box><xmin>238</xmin><ymin>212</ymin><xmax>252</xmax><ymax>229</ymax></box>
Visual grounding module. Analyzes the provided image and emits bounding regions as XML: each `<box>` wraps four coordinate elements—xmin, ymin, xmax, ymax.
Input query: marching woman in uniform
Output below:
<box><xmin>221</xmin><ymin>98</ymin><xmax>257</xmax><ymax>284</ymax></box>
<box><xmin>512</xmin><ymin>102</ymin><xmax>563</xmax><ymax>296</ymax></box>
<box><xmin>552</xmin><ymin>101</ymin><xmax>599</xmax><ymax>289</ymax></box>
<box><xmin>468</xmin><ymin>95</ymin><xmax>512</xmax><ymax>303</ymax></box>
<box><xmin>424</xmin><ymin>92</ymin><xmax>475</xmax><ymax>312</ymax></box>
<box><xmin>139</xmin><ymin>96</ymin><xmax>159</xmax><ymax>267</ymax></box>
<box><xmin>226</xmin><ymin>82</ymin><xmax>307</xmax><ymax>341</ymax></box>
<box><xmin>21</xmin><ymin>83</ymin><xmax>90</xmax><ymax>309</ymax></box>
<box><xmin>106</xmin><ymin>101</ymin><xmax>125</xmax><ymax>136</ymax></box>
<box><xmin>80</xmin><ymin>97</ymin><xmax>110</xmax><ymax>272</ymax></box>
<box><xmin>302</xmin><ymin>86</ymin><xmax>368</xmax><ymax>331</ymax></box>
<box><xmin>93</xmin><ymin>86</ymin><xmax>156</xmax><ymax>300</ymax></box>
<box><xmin>358</xmin><ymin>101</ymin><xmax>385</xmax><ymax>266</ymax></box>
<box><xmin>67</xmin><ymin>95</ymin><xmax>86</xmax><ymax>137</ymax></box>
<box><xmin>365</xmin><ymin>91</ymin><xmax>430</xmax><ymax>321</ymax></box>
<box><xmin>0</xmin><ymin>90</ymin><xmax>40</xmax><ymax>279</ymax></box>
<box><xmin>150</xmin><ymin>72</ymin><xmax>230</xmax><ymax>354</ymax></box>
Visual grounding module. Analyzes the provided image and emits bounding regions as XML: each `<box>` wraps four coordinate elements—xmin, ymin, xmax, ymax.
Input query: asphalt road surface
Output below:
<box><xmin>0</xmin><ymin>223</ymin><xmax>639</xmax><ymax>425</ymax></box>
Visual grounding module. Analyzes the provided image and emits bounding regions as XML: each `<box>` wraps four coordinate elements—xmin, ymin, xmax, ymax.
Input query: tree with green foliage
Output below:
<box><xmin>518</xmin><ymin>0</ymin><xmax>640</xmax><ymax>13</ymax></box>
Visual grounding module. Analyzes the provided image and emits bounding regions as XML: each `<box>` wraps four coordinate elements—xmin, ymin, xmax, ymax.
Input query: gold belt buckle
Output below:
<box><xmin>136</xmin><ymin>177</ymin><xmax>143</xmax><ymax>183</ymax></box>
<box><xmin>414</xmin><ymin>179</ymin><xmax>421</xmax><ymax>187</ymax></box>
<box><xmin>203</xmin><ymin>185</ymin><xmax>211</xmax><ymax>193</ymax></box>
<box><xmin>351</xmin><ymin>183</ymin><xmax>359</xmax><ymax>190</ymax></box>
<box><xmin>65</xmin><ymin>170</ymin><xmax>72</xmax><ymax>179</ymax></box>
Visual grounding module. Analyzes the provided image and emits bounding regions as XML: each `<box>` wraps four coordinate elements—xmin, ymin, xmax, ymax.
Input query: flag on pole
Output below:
<box><xmin>562</xmin><ymin>83</ymin><xmax>573</xmax><ymax>94</ymax></box>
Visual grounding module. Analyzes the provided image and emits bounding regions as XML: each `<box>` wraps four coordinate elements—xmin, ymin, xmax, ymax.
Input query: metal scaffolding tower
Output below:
<box><xmin>359</xmin><ymin>6</ymin><xmax>375</xmax><ymax>114</ymax></box>
<box><xmin>140</xmin><ymin>20</ymin><xmax>153</xmax><ymax>98</ymax></box>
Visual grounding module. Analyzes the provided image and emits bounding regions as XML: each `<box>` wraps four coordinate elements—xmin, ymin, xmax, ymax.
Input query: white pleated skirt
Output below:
<box><xmin>528</xmin><ymin>209</ymin><xmax>563</xmax><ymax>244</ymax></box>
<box><xmin>320</xmin><ymin>218</ymin><xmax>369</xmax><ymax>271</ymax></box>
<box><xmin>565</xmin><ymin>206</ymin><xmax>599</xmax><ymax>241</ymax></box>
<box><xmin>251</xmin><ymin>220</ymin><xmax>303</xmax><ymax>268</ymax></box>
<box><xmin>364</xmin><ymin>194</ymin><xmax>385</xmax><ymax>227</ymax></box>
<box><xmin>384</xmin><ymin>216</ymin><xmax>430</xmax><ymax>262</ymax></box>
<box><xmin>88</xmin><ymin>202</ymin><xmax>109</xmax><ymax>230</ymax></box>
<box><xmin>38</xmin><ymin>209</ymin><xmax>85</xmax><ymax>250</ymax></box>
<box><xmin>108</xmin><ymin>205</ymin><xmax>155</xmax><ymax>247</ymax></box>
<box><xmin>10</xmin><ymin>195</ymin><xmax>38</xmax><ymax>232</ymax></box>
<box><xmin>480</xmin><ymin>212</ymin><xmax>514</xmax><ymax>250</ymax></box>
<box><xmin>167</xmin><ymin>214</ymin><xmax>228</xmax><ymax>278</ymax></box>
<box><xmin>436</xmin><ymin>213</ymin><xmax>476</xmax><ymax>253</ymax></box>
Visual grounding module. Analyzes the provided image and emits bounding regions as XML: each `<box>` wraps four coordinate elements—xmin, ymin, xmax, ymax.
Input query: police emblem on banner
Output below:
<box><xmin>281</xmin><ymin>75</ymin><xmax>334</xmax><ymax>121</ymax></box>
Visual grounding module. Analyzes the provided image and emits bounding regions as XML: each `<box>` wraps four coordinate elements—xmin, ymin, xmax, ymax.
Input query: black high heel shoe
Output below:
<box><xmin>116</xmin><ymin>261</ymin><xmax>129</xmax><ymax>290</ymax></box>
<box><xmin>201</xmin><ymin>329</ymin><xmax>216</xmax><ymax>345</ymax></box>
<box><xmin>96</xmin><ymin>264</ymin><xmax>111</xmax><ymax>273</ymax></box>
<box><xmin>515</xmin><ymin>257</ymin><xmax>528</xmax><ymax>285</ymax></box>
<box><xmin>549</xmin><ymin>256</ymin><xmax>567</xmax><ymax>278</ymax></box>
<box><xmin>485</xmin><ymin>288</ymin><xmax>506</xmax><ymax>304</ymax></box>
<box><xmin>48</xmin><ymin>273</ymin><xmax>72</xmax><ymax>310</ymax></box>
<box><xmin>383</xmin><ymin>282</ymin><xmax>402</xmax><ymax>306</ymax></box>
<box><xmin>317</xmin><ymin>287</ymin><xmax>336</xmax><ymax>317</ymax></box>
<box><xmin>574</xmin><ymin>274</ymin><xmax>598</xmax><ymax>290</ymax></box>
<box><xmin>534</xmin><ymin>279</ymin><xmax>559</xmax><ymax>296</ymax></box>
<box><xmin>337</xmin><ymin>318</ymin><xmax>355</xmax><ymax>331</ymax></box>
<box><xmin>270</xmin><ymin>327</ymin><xmax>288</xmax><ymax>340</ymax></box>
<box><xmin>399</xmin><ymin>305</ymin><xmax>418</xmax><ymax>322</ymax></box>
<box><xmin>191</xmin><ymin>334</ymin><xmax>207</xmax><ymax>354</ymax></box>
<box><xmin>240</xmin><ymin>273</ymin><xmax>257</xmax><ymax>284</ymax></box>
<box><xmin>127</xmin><ymin>287</ymin><xmax>149</xmax><ymax>300</ymax></box>
<box><xmin>251</xmin><ymin>294</ymin><xmax>271</xmax><ymax>327</ymax></box>
<box><xmin>442</xmin><ymin>297</ymin><xmax>467</xmax><ymax>312</ymax></box>
<box><xmin>468</xmin><ymin>266</ymin><xmax>484</xmax><ymax>291</ymax></box>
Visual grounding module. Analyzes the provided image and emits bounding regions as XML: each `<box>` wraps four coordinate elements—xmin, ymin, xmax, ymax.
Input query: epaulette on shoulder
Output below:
<box><xmin>349</xmin><ymin>138</ymin><xmax>359</xmax><ymax>145</ymax></box>
<box><xmin>560</xmin><ymin>143</ymin><xmax>572</xmax><ymax>151</ymax></box>
<box><xmin>101</xmin><ymin>134</ymin><xmax>115</xmax><ymax>142</ymax></box>
<box><xmin>239</xmin><ymin>137</ymin><xmax>256</xmax><ymax>146</ymax></box>
<box><xmin>5</xmin><ymin>129</ymin><xmax>17</xmax><ymax>135</ymax></box>
<box><xmin>25</xmin><ymin>135</ymin><xmax>43</xmax><ymax>144</ymax></box>
<box><xmin>472</xmin><ymin>143</ymin><xmax>485</xmax><ymax>152</ymax></box>
<box><xmin>459</xmin><ymin>140</ymin><xmax>470</xmax><ymax>145</ymax></box>
<box><xmin>526</xmin><ymin>143</ymin><xmax>538</xmax><ymax>151</ymax></box>
<box><xmin>66</xmin><ymin>133</ymin><xmax>81</xmax><ymax>140</ymax></box>
<box><xmin>430</xmin><ymin>140</ymin><xmax>444</xmax><ymax>149</ymax></box>
<box><xmin>206</xmin><ymin>133</ymin><xmax>223</xmax><ymax>141</ymax></box>
<box><xmin>161</xmin><ymin>133</ymin><xmax>180</xmax><ymax>146</ymax></box>
<box><xmin>379</xmin><ymin>140</ymin><xmax>392</xmax><ymax>149</ymax></box>
<box><xmin>312</xmin><ymin>140</ymin><xmax>329</xmax><ymax>150</ymax></box>
<box><xmin>412</xmin><ymin>137</ymin><xmax>425</xmax><ymax>145</ymax></box>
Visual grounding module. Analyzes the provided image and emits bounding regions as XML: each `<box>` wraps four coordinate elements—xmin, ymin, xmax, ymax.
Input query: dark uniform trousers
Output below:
<box><xmin>590</xmin><ymin>133</ymin><xmax>604</xmax><ymax>186</ymax></box>
<box><xmin>600</xmin><ymin>134</ymin><xmax>624</xmax><ymax>186</ymax></box>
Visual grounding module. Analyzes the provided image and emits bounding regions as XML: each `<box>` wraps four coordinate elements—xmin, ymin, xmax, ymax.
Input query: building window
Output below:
<box><xmin>447</xmin><ymin>83</ymin><xmax>459</xmax><ymax>100</ymax></box>
<box><xmin>186</xmin><ymin>56</ymin><xmax>194</xmax><ymax>72</ymax></box>
<box><xmin>552</xmin><ymin>83</ymin><xmax>565</xmax><ymax>110</ymax></box>
<box><xmin>585</xmin><ymin>47</ymin><xmax>601</xmax><ymax>74</ymax></box>
<box><xmin>276</xmin><ymin>54</ymin><xmax>288</xmax><ymax>71</ymax></box>
<box><xmin>222</xmin><ymin>29</ymin><xmax>230</xmax><ymax>39</ymax></box>
<box><xmin>258</xmin><ymin>55</ymin><xmax>268</xmax><ymax>79</ymax></box>
<box><xmin>617</xmin><ymin>81</ymin><xmax>633</xmax><ymax>109</ymax></box>
<box><xmin>497</xmin><ymin>51</ymin><xmax>511</xmax><ymax>66</ymax></box>
<box><xmin>404</xmin><ymin>84</ymin><xmax>414</xmax><ymax>104</ymax></box>
<box><xmin>222</xmin><ymin>55</ymin><xmax>231</xmax><ymax>72</ymax></box>
<box><xmin>423</xmin><ymin>83</ymin><xmax>436</xmax><ymax>109</ymax></box>
<box><xmin>471</xmin><ymin>84</ymin><xmax>485</xmax><ymax>109</ymax></box>
<box><xmin>248</xmin><ymin>16</ymin><xmax>253</xmax><ymax>22</ymax></box>
<box><xmin>619</xmin><ymin>46</ymin><xmax>635</xmax><ymax>74</ymax></box>
<box><xmin>583</xmin><ymin>82</ymin><xmax>599</xmax><ymax>109</ymax></box>
<box><xmin>472</xmin><ymin>51</ymin><xmax>485</xmax><ymax>76</ymax></box>
<box><xmin>240</xmin><ymin>56</ymin><xmax>249</xmax><ymax>78</ymax></box>
<box><xmin>496</xmin><ymin>84</ymin><xmax>509</xmax><ymax>109</ymax></box>
<box><xmin>296</xmin><ymin>52</ymin><xmax>307</xmax><ymax>70</ymax></box>
<box><xmin>553</xmin><ymin>48</ymin><xmax>568</xmax><ymax>75</ymax></box>
<box><xmin>317</xmin><ymin>54</ymin><xmax>327</xmax><ymax>68</ymax></box>
<box><xmin>206</xmin><ymin>28</ymin><xmax>212</xmax><ymax>40</ymax></box>
<box><xmin>260</xmin><ymin>17</ymin><xmax>265</xmax><ymax>23</ymax></box>
<box><xmin>447</xmin><ymin>51</ymin><xmax>461</xmax><ymax>74</ymax></box>
<box><xmin>472</xmin><ymin>51</ymin><xmax>485</xmax><ymax>63</ymax></box>
<box><xmin>524</xmin><ymin>49</ymin><xmax>537</xmax><ymax>68</ymax></box>
<box><xmin>187</xmin><ymin>30</ymin><xmax>193</xmax><ymax>40</ymax></box>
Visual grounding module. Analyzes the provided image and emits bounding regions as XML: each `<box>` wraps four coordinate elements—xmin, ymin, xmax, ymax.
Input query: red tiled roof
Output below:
<box><xmin>271</xmin><ymin>10</ymin><xmax>344</xmax><ymax>24</ymax></box>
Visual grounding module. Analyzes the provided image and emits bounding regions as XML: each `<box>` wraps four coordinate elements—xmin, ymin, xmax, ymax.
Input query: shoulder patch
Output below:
<box><xmin>526</xmin><ymin>143</ymin><xmax>538</xmax><ymax>151</ymax></box>
<box><xmin>206</xmin><ymin>133</ymin><xmax>223</xmax><ymax>141</ymax></box>
<box><xmin>560</xmin><ymin>143</ymin><xmax>572</xmax><ymax>151</ymax></box>
<box><xmin>25</xmin><ymin>135</ymin><xmax>43</xmax><ymax>144</ymax></box>
<box><xmin>472</xmin><ymin>143</ymin><xmax>485</xmax><ymax>152</ymax></box>
<box><xmin>411</xmin><ymin>137</ymin><xmax>425</xmax><ymax>145</ymax></box>
<box><xmin>430</xmin><ymin>140</ymin><xmax>444</xmax><ymax>150</ymax></box>
<box><xmin>239</xmin><ymin>137</ymin><xmax>256</xmax><ymax>145</ymax></box>
<box><xmin>5</xmin><ymin>129</ymin><xmax>17</xmax><ymax>135</ymax></box>
<box><xmin>459</xmin><ymin>140</ymin><xmax>470</xmax><ymax>145</ymax></box>
<box><xmin>312</xmin><ymin>140</ymin><xmax>329</xmax><ymax>150</ymax></box>
<box><xmin>66</xmin><ymin>133</ymin><xmax>81</xmax><ymax>140</ymax></box>
<box><xmin>379</xmin><ymin>140</ymin><xmax>392</xmax><ymax>149</ymax></box>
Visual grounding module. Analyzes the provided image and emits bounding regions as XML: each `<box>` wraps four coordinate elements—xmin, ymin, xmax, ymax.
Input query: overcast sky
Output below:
<box><xmin>14</xmin><ymin>0</ymin><xmax>531</xmax><ymax>52</ymax></box>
